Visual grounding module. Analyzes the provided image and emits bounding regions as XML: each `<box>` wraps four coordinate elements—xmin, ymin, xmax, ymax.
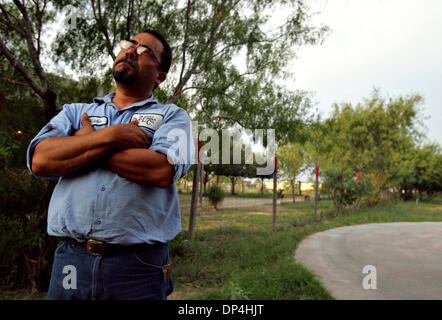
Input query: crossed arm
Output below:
<box><xmin>31</xmin><ymin>113</ymin><xmax>174</xmax><ymax>188</ymax></box>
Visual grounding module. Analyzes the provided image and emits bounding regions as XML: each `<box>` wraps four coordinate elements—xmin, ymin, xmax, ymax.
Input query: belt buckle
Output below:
<box><xmin>87</xmin><ymin>239</ymin><xmax>106</xmax><ymax>256</ymax></box>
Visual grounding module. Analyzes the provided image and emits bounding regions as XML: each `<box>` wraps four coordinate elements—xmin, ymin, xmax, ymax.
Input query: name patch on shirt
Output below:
<box><xmin>131</xmin><ymin>113</ymin><xmax>163</xmax><ymax>131</ymax></box>
<box><xmin>89</xmin><ymin>116</ymin><xmax>108</xmax><ymax>126</ymax></box>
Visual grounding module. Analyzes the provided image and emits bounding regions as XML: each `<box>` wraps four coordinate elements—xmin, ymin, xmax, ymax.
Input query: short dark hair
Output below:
<box><xmin>142</xmin><ymin>29</ymin><xmax>172</xmax><ymax>74</ymax></box>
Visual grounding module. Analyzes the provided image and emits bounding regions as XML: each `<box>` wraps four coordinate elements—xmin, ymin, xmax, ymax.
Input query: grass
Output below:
<box><xmin>3</xmin><ymin>196</ymin><xmax>441</xmax><ymax>300</ymax></box>
<box><xmin>169</xmin><ymin>196</ymin><xmax>442</xmax><ymax>300</ymax></box>
<box><xmin>0</xmin><ymin>289</ymin><xmax>47</xmax><ymax>300</ymax></box>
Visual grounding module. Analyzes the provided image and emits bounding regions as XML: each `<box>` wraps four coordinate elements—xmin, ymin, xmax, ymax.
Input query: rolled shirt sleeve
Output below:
<box><xmin>26</xmin><ymin>104</ymin><xmax>78</xmax><ymax>179</ymax></box>
<box><xmin>149</xmin><ymin>107</ymin><xmax>194</xmax><ymax>184</ymax></box>
<box><xmin>27</xmin><ymin>100</ymin><xmax>194</xmax><ymax>184</ymax></box>
<box><xmin>25</xmin><ymin>93</ymin><xmax>192</xmax><ymax>244</ymax></box>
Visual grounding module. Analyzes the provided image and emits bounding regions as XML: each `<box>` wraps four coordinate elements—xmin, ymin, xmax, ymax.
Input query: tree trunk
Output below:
<box><xmin>338</xmin><ymin>188</ymin><xmax>344</xmax><ymax>213</ymax></box>
<box><xmin>189</xmin><ymin>166</ymin><xmax>200</xmax><ymax>240</ymax></box>
<box><xmin>354</xmin><ymin>196</ymin><xmax>361</xmax><ymax>212</ymax></box>
<box><xmin>290</xmin><ymin>178</ymin><xmax>295</xmax><ymax>203</ymax></box>
<box><xmin>260</xmin><ymin>177</ymin><xmax>264</xmax><ymax>194</ymax></box>
<box><xmin>230</xmin><ymin>176</ymin><xmax>235</xmax><ymax>195</ymax></box>
<box><xmin>203</xmin><ymin>170</ymin><xmax>208</xmax><ymax>194</ymax></box>
<box><xmin>298</xmin><ymin>180</ymin><xmax>302</xmax><ymax>196</ymax></box>
<box><xmin>314</xmin><ymin>171</ymin><xmax>319</xmax><ymax>221</ymax></box>
<box><xmin>198</xmin><ymin>164</ymin><xmax>203</xmax><ymax>208</ymax></box>
<box><xmin>42</xmin><ymin>90</ymin><xmax>58</xmax><ymax>122</ymax></box>
<box><xmin>272</xmin><ymin>171</ymin><xmax>277</xmax><ymax>230</ymax></box>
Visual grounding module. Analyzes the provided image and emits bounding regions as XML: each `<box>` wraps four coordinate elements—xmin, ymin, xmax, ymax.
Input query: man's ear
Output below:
<box><xmin>155</xmin><ymin>71</ymin><xmax>167</xmax><ymax>85</ymax></box>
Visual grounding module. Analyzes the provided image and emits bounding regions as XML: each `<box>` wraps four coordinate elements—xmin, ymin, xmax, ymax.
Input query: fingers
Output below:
<box><xmin>130</xmin><ymin>118</ymin><xmax>151</xmax><ymax>147</ymax></box>
<box><xmin>111</xmin><ymin>120</ymin><xmax>152</xmax><ymax>149</ymax></box>
<box><xmin>74</xmin><ymin>113</ymin><xmax>94</xmax><ymax>136</ymax></box>
<box><xmin>81</xmin><ymin>112</ymin><xmax>92</xmax><ymax>129</ymax></box>
<box><xmin>130</xmin><ymin>117</ymin><xmax>139</xmax><ymax>125</ymax></box>
<box><xmin>144</xmin><ymin>133</ymin><xmax>152</xmax><ymax>148</ymax></box>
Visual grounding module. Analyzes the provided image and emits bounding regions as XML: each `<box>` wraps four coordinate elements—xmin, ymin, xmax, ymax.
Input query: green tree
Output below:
<box><xmin>1</xmin><ymin>0</ymin><xmax>330</xmax><ymax>284</ymax></box>
<box><xmin>322</xmin><ymin>168</ymin><xmax>372</xmax><ymax>213</ymax></box>
<box><xmin>306</xmin><ymin>89</ymin><xmax>426</xmax><ymax>201</ymax></box>
<box><xmin>0</xmin><ymin>71</ymin><xmax>50</xmax><ymax>291</ymax></box>
<box><xmin>52</xmin><ymin>0</ymin><xmax>326</xmax><ymax>142</ymax></box>
<box><xmin>399</xmin><ymin>143</ymin><xmax>442</xmax><ymax>200</ymax></box>
<box><xmin>0</xmin><ymin>0</ymin><xmax>59</xmax><ymax>121</ymax></box>
<box><xmin>206</xmin><ymin>184</ymin><xmax>224</xmax><ymax>210</ymax></box>
<box><xmin>277</xmin><ymin>142</ymin><xmax>305</xmax><ymax>202</ymax></box>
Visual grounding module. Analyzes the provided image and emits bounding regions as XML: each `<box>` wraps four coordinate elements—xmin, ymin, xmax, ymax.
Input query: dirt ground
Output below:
<box><xmin>178</xmin><ymin>194</ymin><xmax>309</xmax><ymax>212</ymax></box>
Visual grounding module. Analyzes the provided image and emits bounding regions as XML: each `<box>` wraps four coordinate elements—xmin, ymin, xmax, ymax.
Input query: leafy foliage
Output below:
<box><xmin>322</xmin><ymin>169</ymin><xmax>373</xmax><ymax>213</ymax></box>
<box><xmin>396</xmin><ymin>143</ymin><xmax>442</xmax><ymax>199</ymax></box>
<box><xmin>278</xmin><ymin>142</ymin><xmax>305</xmax><ymax>201</ymax></box>
<box><xmin>306</xmin><ymin>89</ymin><xmax>431</xmax><ymax>199</ymax></box>
<box><xmin>207</xmin><ymin>184</ymin><xmax>225</xmax><ymax>208</ymax></box>
<box><xmin>51</xmin><ymin>0</ymin><xmax>328</xmax><ymax>142</ymax></box>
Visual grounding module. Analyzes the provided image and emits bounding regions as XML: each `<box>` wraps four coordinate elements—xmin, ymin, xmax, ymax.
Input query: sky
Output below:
<box><xmin>42</xmin><ymin>0</ymin><xmax>441</xmax><ymax>163</ymax></box>
<box><xmin>288</xmin><ymin>0</ymin><xmax>442</xmax><ymax>147</ymax></box>
<box><xmin>45</xmin><ymin>1</ymin><xmax>442</xmax><ymax>149</ymax></box>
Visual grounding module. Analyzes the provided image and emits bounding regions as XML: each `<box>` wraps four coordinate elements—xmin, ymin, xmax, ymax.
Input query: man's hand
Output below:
<box><xmin>74</xmin><ymin>112</ymin><xmax>152</xmax><ymax>149</ymax></box>
<box><xmin>74</xmin><ymin>113</ymin><xmax>95</xmax><ymax>136</ymax></box>
<box><xmin>110</xmin><ymin>118</ymin><xmax>152</xmax><ymax>149</ymax></box>
<box><xmin>32</xmin><ymin>114</ymin><xmax>152</xmax><ymax>177</ymax></box>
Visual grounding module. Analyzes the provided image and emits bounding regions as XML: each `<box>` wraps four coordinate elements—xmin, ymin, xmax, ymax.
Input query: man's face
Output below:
<box><xmin>112</xmin><ymin>32</ymin><xmax>166</xmax><ymax>89</ymax></box>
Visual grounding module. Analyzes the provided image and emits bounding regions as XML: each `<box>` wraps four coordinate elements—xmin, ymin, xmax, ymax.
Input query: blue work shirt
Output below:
<box><xmin>26</xmin><ymin>92</ymin><xmax>194</xmax><ymax>245</ymax></box>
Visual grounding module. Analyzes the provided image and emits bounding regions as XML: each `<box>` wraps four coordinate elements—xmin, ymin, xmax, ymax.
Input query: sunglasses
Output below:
<box><xmin>119</xmin><ymin>40</ymin><xmax>160</xmax><ymax>64</ymax></box>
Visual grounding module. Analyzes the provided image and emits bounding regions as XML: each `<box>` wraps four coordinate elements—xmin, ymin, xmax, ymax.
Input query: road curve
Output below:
<box><xmin>295</xmin><ymin>222</ymin><xmax>442</xmax><ymax>300</ymax></box>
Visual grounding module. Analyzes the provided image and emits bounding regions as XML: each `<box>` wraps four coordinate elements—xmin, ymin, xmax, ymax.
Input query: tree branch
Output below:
<box><xmin>169</xmin><ymin>0</ymin><xmax>239</xmax><ymax>104</ymax></box>
<box><xmin>126</xmin><ymin>0</ymin><xmax>134</xmax><ymax>40</ymax></box>
<box><xmin>0</xmin><ymin>3</ymin><xmax>21</xmax><ymax>25</ymax></box>
<box><xmin>111</xmin><ymin>4</ymin><xmax>118</xmax><ymax>45</ymax></box>
<box><xmin>178</xmin><ymin>0</ymin><xmax>192</xmax><ymax>85</ymax></box>
<box><xmin>91</xmin><ymin>0</ymin><xmax>116</xmax><ymax>60</ymax></box>
<box><xmin>181</xmin><ymin>86</ymin><xmax>203</xmax><ymax>93</ymax></box>
<box><xmin>0</xmin><ymin>15</ymin><xmax>26</xmax><ymax>37</ymax></box>
<box><xmin>12</xmin><ymin>0</ymin><xmax>48</xmax><ymax>90</ymax></box>
<box><xmin>0</xmin><ymin>35</ymin><xmax>44</xmax><ymax>97</ymax></box>
<box><xmin>211</xmin><ymin>115</ymin><xmax>251</xmax><ymax>129</ymax></box>
<box><xmin>0</xmin><ymin>76</ymin><xmax>31</xmax><ymax>88</ymax></box>
<box><xmin>35</xmin><ymin>0</ymin><xmax>49</xmax><ymax>56</ymax></box>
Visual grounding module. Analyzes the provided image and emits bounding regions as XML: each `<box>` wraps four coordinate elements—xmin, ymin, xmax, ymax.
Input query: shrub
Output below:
<box><xmin>322</xmin><ymin>169</ymin><xmax>373</xmax><ymax>213</ymax></box>
<box><xmin>0</xmin><ymin>169</ymin><xmax>55</xmax><ymax>292</ymax></box>
<box><xmin>207</xmin><ymin>184</ymin><xmax>225</xmax><ymax>210</ymax></box>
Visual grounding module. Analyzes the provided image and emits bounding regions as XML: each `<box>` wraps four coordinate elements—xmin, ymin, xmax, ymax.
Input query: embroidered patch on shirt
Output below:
<box><xmin>88</xmin><ymin>116</ymin><xmax>108</xmax><ymax>126</ymax></box>
<box><xmin>131</xmin><ymin>113</ymin><xmax>164</xmax><ymax>131</ymax></box>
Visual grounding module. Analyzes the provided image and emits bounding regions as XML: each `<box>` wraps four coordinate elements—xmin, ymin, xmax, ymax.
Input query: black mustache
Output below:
<box><xmin>115</xmin><ymin>57</ymin><xmax>138</xmax><ymax>71</ymax></box>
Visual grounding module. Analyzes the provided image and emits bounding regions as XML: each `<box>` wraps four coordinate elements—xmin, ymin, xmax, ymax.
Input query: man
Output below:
<box><xmin>26</xmin><ymin>29</ymin><xmax>193</xmax><ymax>300</ymax></box>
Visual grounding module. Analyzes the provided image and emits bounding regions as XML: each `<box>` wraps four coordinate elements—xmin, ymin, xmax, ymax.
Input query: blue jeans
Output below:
<box><xmin>47</xmin><ymin>238</ymin><xmax>173</xmax><ymax>300</ymax></box>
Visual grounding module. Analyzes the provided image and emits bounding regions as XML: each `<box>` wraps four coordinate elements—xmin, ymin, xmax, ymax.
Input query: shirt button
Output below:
<box><xmin>95</xmin><ymin>218</ymin><xmax>101</xmax><ymax>225</ymax></box>
<box><xmin>101</xmin><ymin>186</ymin><xmax>106</xmax><ymax>191</ymax></box>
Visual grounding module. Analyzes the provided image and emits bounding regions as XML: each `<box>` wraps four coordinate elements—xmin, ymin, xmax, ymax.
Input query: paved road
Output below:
<box><xmin>295</xmin><ymin>222</ymin><xmax>442</xmax><ymax>300</ymax></box>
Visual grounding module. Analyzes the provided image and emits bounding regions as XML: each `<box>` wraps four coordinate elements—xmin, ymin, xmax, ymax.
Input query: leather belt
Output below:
<box><xmin>62</xmin><ymin>238</ymin><xmax>173</xmax><ymax>284</ymax></box>
<box><xmin>63</xmin><ymin>237</ymin><xmax>144</xmax><ymax>256</ymax></box>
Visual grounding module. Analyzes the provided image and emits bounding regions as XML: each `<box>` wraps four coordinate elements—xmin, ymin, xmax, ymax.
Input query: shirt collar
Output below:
<box><xmin>93</xmin><ymin>92</ymin><xmax>159</xmax><ymax>109</ymax></box>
